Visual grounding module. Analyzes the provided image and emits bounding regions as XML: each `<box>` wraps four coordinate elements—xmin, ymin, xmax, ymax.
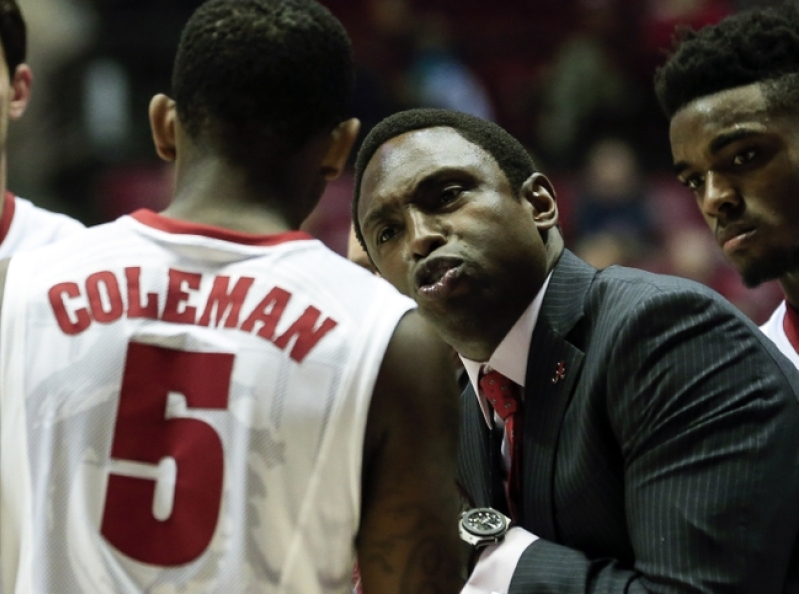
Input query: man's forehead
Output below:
<box><xmin>359</xmin><ymin>127</ymin><xmax>490</xmax><ymax>217</ymax></box>
<box><xmin>677</xmin><ymin>83</ymin><xmax>771</xmax><ymax>129</ymax></box>
<box><xmin>373</xmin><ymin>127</ymin><xmax>486</xmax><ymax>168</ymax></box>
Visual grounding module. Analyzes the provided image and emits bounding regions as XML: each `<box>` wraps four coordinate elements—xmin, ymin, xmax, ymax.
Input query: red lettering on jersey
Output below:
<box><xmin>198</xmin><ymin>276</ymin><xmax>254</xmax><ymax>328</ymax></box>
<box><xmin>48</xmin><ymin>282</ymin><xmax>92</xmax><ymax>335</ymax></box>
<box><xmin>126</xmin><ymin>267</ymin><xmax>159</xmax><ymax>319</ymax></box>
<box><xmin>86</xmin><ymin>271</ymin><xmax>124</xmax><ymax>324</ymax></box>
<box><xmin>101</xmin><ymin>343</ymin><xmax>231</xmax><ymax>565</ymax></box>
<box><xmin>163</xmin><ymin>269</ymin><xmax>202</xmax><ymax>324</ymax></box>
<box><xmin>46</xmin><ymin>270</ymin><xmax>337</xmax><ymax>360</ymax></box>
<box><xmin>240</xmin><ymin>287</ymin><xmax>291</xmax><ymax>339</ymax></box>
<box><xmin>273</xmin><ymin>306</ymin><xmax>338</xmax><ymax>363</ymax></box>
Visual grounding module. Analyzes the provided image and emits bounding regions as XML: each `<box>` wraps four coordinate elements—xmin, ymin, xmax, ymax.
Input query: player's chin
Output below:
<box><xmin>739</xmin><ymin>248</ymin><xmax>799</xmax><ymax>288</ymax></box>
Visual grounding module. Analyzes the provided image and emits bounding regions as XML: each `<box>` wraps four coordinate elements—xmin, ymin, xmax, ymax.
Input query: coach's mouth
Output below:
<box><xmin>415</xmin><ymin>257</ymin><xmax>465</xmax><ymax>300</ymax></box>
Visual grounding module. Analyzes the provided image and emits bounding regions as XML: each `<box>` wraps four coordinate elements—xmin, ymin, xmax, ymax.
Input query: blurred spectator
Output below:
<box><xmin>535</xmin><ymin>0</ymin><xmax>641</xmax><ymax>167</ymax></box>
<box><xmin>349</xmin><ymin>0</ymin><xmax>414</xmax><ymax>149</ymax></box>
<box><xmin>406</xmin><ymin>11</ymin><xmax>495</xmax><ymax>120</ymax></box>
<box><xmin>572</xmin><ymin>137</ymin><xmax>656</xmax><ymax>268</ymax></box>
<box><xmin>7</xmin><ymin>0</ymin><xmax>784</xmax><ymax>325</ymax></box>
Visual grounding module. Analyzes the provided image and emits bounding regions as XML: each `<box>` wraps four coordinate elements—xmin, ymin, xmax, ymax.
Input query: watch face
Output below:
<box><xmin>462</xmin><ymin>508</ymin><xmax>508</xmax><ymax>537</ymax></box>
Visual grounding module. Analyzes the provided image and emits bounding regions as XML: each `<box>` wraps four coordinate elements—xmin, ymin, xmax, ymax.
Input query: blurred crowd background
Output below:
<box><xmin>12</xmin><ymin>0</ymin><xmax>788</xmax><ymax>322</ymax></box>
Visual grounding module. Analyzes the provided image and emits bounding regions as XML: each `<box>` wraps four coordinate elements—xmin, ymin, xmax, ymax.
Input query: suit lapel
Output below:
<box><xmin>518</xmin><ymin>250</ymin><xmax>592</xmax><ymax>538</ymax></box>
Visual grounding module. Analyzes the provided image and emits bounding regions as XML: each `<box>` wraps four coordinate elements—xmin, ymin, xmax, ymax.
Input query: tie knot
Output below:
<box><xmin>479</xmin><ymin>369</ymin><xmax>520</xmax><ymax>421</ymax></box>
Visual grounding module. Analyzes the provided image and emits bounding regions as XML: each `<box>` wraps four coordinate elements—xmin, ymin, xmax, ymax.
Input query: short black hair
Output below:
<box><xmin>0</xmin><ymin>0</ymin><xmax>25</xmax><ymax>78</ymax></box>
<box><xmin>173</xmin><ymin>0</ymin><xmax>354</xmax><ymax>166</ymax></box>
<box><xmin>655</xmin><ymin>3</ymin><xmax>799</xmax><ymax>119</ymax></box>
<box><xmin>352</xmin><ymin>108</ymin><xmax>536</xmax><ymax>249</ymax></box>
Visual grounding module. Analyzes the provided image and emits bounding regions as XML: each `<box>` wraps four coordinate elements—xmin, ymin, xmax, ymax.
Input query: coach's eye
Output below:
<box><xmin>376</xmin><ymin>226</ymin><xmax>398</xmax><ymax>245</ymax></box>
<box><xmin>439</xmin><ymin>186</ymin><xmax>463</xmax><ymax>205</ymax></box>
<box><xmin>683</xmin><ymin>175</ymin><xmax>704</xmax><ymax>191</ymax></box>
<box><xmin>733</xmin><ymin>149</ymin><xmax>756</xmax><ymax>166</ymax></box>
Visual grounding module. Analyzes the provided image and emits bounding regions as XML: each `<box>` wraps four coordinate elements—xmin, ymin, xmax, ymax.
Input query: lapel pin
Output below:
<box><xmin>552</xmin><ymin>360</ymin><xmax>566</xmax><ymax>384</ymax></box>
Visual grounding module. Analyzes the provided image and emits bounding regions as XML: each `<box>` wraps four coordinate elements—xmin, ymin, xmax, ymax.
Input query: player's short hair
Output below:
<box><xmin>352</xmin><ymin>108</ymin><xmax>537</xmax><ymax>249</ymax></box>
<box><xmin>655</xmin><ymin>3</ymin><xmax>799</xmax><ymax>119</ymax></box>
<box><xmin>0</xmin><ymin>0</ymin><xmax>26</xmax><ymax>78</ymax></box>
<box><xmin>173</xmin><ymin>0</ymin><xmax>354</xmax><ymax>167</ymax></box>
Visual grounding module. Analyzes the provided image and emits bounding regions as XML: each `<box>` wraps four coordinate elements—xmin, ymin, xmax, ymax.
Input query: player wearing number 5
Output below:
<box><xmin>0</xmin><ymin>1</ymin><xmax>464</xmax><ymax>593</ymax></box>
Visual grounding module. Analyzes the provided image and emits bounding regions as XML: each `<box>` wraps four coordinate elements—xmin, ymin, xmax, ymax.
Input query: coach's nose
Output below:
<box><xmin>407</xmin><ymin>209</ymin><xmax>446</xmax><ymax>262</ymax></box>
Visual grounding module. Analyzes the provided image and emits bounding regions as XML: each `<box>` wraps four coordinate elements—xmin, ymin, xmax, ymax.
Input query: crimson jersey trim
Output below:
<box><xmin>783</xmin><ymin>302</ymin><xmax>799</xmax><ymax>354</ymax></box>
<box><xmin>130</xmin><ymin>209</ymin><xmax>314</xmax><ymax>246</ymax></box>
<box><xmin>0</xmin><ymin>191</ymin><xmax>16</xmax><ymax>246</ymax></box>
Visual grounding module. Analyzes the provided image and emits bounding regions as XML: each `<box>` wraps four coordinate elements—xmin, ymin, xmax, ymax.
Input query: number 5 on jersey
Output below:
<box><xmin>100</xmin><ymin>342</ymin><xmax>233</xmax><ymax>566</ymax></box>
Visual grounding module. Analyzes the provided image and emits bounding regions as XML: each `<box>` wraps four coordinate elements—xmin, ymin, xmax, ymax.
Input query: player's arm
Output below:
<box><xmin>357</xmin><ymin>309</ymin><xmax>465</xmax><ymax>594</ymax></box>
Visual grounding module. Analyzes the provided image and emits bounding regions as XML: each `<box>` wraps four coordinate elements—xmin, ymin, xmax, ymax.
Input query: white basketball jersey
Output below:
<box><xmin>0</xmin><ymin>210</ymin><xmax>414</xmax><ymax>594</ymax></box>
<box><xmin>760</xmin><ymin>301</ymin><xmax>799</xmax><ymax>369</ymax></box>
<box><xmin>0</xmin><ymin>192</ymin><xmax>85</xmax><ymax>259</ymax></box>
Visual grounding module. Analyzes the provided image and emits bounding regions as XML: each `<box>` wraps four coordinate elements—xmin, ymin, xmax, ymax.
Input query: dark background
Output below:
<box><xmin>11</xmin><ymin>0</ymin><xmax>787</xmax><ymax>321</ymax></box>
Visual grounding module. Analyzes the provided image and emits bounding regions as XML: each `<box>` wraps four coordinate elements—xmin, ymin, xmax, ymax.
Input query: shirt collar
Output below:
<box><xmin>461</xmin><ymin>273</ymin><xmax>552</xmax><ymax>426</ymax></box>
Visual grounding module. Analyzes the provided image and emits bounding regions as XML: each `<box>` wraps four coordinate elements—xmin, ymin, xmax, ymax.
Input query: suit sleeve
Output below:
<box><xmin>508</xmin><ymin>288</ymin><xmax>799</xmax><ymax>593</ymax></box>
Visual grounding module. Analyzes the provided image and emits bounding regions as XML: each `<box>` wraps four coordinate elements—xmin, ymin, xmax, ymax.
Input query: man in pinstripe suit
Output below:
<box><xmin>352</xmin><ymin>108</ymin><xmax>799</xmax><ymax>593</ymax></box>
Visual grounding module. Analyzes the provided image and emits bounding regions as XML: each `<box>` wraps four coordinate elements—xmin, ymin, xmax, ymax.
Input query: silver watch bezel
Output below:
<box><xmin>459</xmin><ymin>507</ymin><xmax>511</xmax><ymax>548</ymax></box>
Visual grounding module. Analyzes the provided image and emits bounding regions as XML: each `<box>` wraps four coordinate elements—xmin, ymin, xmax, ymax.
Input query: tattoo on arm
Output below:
<box><xmin>359</xmin><ymin>503</ymin><xmax>462</xmax><ymax>594</ymax></box>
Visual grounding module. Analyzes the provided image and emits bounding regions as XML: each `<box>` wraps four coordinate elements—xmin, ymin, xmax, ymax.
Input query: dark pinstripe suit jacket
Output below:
<box><xmin>458</xmin><ymin>250</ymin><xmax>799</xmax><ymax>593</ymax></box>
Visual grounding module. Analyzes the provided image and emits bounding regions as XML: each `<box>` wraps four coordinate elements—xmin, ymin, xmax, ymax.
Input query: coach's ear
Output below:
<box><xmin>521</xmin><ymin>172</ymin><xmax>559</xmax><ymax>232</ymax></box>
<box><xmin>149</xmin><ymin>94</ymin><xmax>177</xmax><ymax>162</ymax></box>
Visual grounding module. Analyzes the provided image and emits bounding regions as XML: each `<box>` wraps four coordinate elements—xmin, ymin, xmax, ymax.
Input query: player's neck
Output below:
<box><xmin>164</xmin><ymin>156</ymin><xmax>295</xmax><ymax>235</ymax></box>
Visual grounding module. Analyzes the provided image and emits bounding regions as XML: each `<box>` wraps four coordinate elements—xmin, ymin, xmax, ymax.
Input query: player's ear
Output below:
<box><xmin>521</xmin><ymin>172</ymin><xmax>559</xmax><ymax>232</ymax></box>
<box><xmin>321</xmin><ymin>118</ymin><xmax>360</xmax><ymax>181</ymax></box>
<box><xmin>8</xmin><ymin>64</ymin><xmax>32</xmax><ymax>120</ymax></box>
<box><xmin>149</xmin><ymin>94</ymin><xmax>178</xmax><ymax>162</ymax></box>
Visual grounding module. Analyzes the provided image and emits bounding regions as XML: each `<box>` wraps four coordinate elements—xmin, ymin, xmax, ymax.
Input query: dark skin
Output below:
<box><xmin>670</xmin><ymin>81</ymin><xmax>799</xmax><ymax>306</ymax></box>
<box><xmin>358</xmin><ymin>310</ymin><xmax>463</xmax><ymax>593</ymax></box>
<box><xmin>0</xmin><ymin>96</ymin><xmax>465</xmax><ymax>594</ymax></box>
<box><xmin>357</xmin><ymin>126</ymin><xmax>562</xmax><ymax>361</ymax></box>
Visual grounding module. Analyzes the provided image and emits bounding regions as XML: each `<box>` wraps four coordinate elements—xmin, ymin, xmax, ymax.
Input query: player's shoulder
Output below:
<box><xmin>13</xmin><ymin>196</ymin><xmax>85</xmax><ymax>237</ymax></box>
<box><xmin>0</xmin><ymin>195</ymin><xmax>87</xmax><ymax>260</ymax></box>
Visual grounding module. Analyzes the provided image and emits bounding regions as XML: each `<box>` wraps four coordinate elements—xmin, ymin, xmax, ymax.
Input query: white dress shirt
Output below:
<box><xmin>460</xmin><ymin>274</ymin><xmax>551</xmax><ymax>594</ymax></box>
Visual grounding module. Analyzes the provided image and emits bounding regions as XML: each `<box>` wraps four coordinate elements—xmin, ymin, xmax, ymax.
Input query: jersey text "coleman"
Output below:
<box><xmin>47</xmin><ymin>267</ymin><xmax>338</xmax><ymax>363</ymax></box>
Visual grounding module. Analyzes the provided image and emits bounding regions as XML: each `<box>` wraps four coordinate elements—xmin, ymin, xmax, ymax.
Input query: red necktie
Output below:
<box><xmin>479</xmin><ymin>369</ymin><xmax>523</xmax><ymax>519</ymax></box>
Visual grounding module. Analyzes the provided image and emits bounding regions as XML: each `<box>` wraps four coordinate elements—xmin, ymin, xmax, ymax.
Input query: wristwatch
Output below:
<box><xmin>459</xmin><ymin>507</ymin><xmax>511</xmax><ymax>549</ymax></box>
